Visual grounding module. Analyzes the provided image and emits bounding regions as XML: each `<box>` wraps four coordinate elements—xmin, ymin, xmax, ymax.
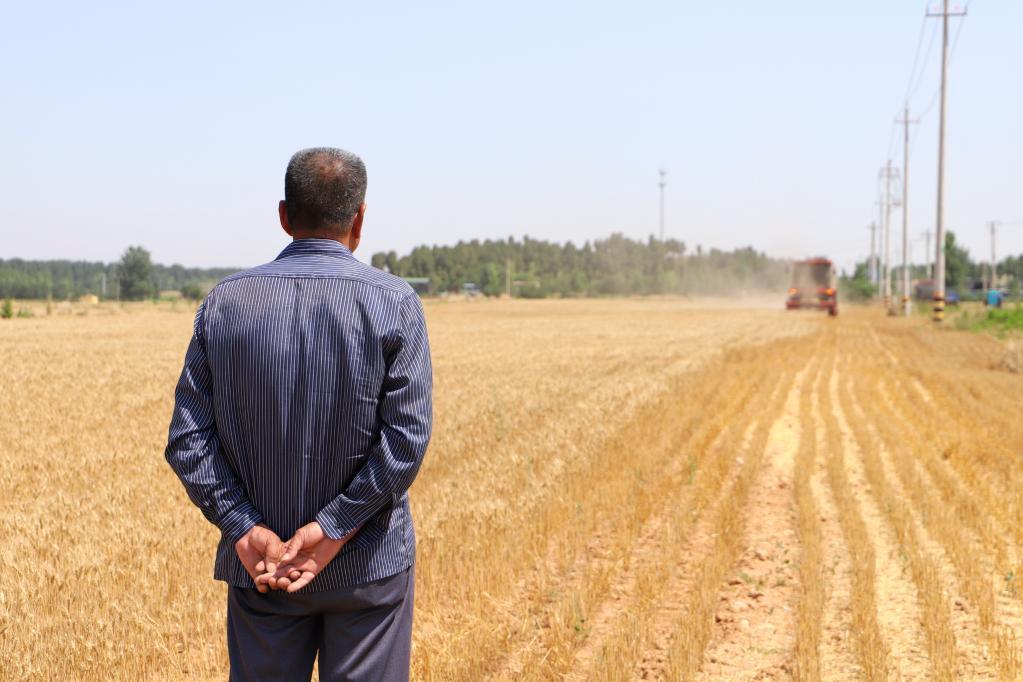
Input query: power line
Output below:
<box><xmin>905</xmin><ymin>3</ymin><xmax>971</xmax><ymax>161</ymax></box>
<box><xmin>907</xmin><ymin>19</ymin><xmax>939</xmax><ymax>102</ymax></box>
<box><xmin>885</xmin><ymin>120</ymin><xmax>899</xmax><ymax>164</ymax></box>
<box><xmin>904</xmin><ymin>8</ymin><xmax>938</xmax><ymax>103</ymax></box>
<box><xmin>914</xmin><ymin>11</ymin><xmax>968</xmax><ymax>122</ymax></box>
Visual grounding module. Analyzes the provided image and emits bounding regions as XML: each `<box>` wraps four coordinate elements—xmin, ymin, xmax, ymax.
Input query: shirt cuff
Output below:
<box><xmin>219</xmin><ymin>500</ymin><xmax>264</xmax><ymax>545</ymax></box>
<box><xmin>315</xmin><ymin>502</ymin><xmax>362</xmax><ymax>541</ymax></box>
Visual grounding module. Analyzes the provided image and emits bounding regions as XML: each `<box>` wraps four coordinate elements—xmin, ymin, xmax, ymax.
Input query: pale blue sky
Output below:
<box><xmin>1</xmin><ymin>1</ymin><xmax>1019</xmax><ymax>273</ymax></box>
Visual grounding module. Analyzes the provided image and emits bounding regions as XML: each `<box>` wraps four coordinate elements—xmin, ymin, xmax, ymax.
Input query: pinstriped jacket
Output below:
<box><xmin>165</xmin><ymin>238</ymin><xmax>432</xmax><ymax>591</ymax></box>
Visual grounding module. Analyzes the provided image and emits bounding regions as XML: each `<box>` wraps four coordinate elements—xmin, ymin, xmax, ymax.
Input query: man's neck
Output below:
<box><xmin>292</xmin><ymin>232</ymin><xmax>356</xmax><ymax>251</ymax></box>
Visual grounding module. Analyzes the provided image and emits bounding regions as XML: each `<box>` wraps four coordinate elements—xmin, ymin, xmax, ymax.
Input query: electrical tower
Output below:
<box><xmin>927</xmin><ymin>0</ymin><xmax>968</xmax><ymax>322</ymax></box>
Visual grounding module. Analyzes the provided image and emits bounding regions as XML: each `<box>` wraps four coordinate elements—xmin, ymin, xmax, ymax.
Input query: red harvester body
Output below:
<box><xmin>786</xmin><ymin>258</ymin><xmax>838</xmax><ymax>317</ymax></box>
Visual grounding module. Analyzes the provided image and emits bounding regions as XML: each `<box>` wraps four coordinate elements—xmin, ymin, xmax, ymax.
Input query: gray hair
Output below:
<box><xmin>284</xmin><ymin>147</ymin><xmax>367</xmax><ymax>232</ymax></box>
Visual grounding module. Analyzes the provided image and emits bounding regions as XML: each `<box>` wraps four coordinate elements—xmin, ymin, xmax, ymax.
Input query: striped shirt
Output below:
<box><xmin>165</xmin><ymin>238</ymin><xmax>432</xmax><ymax>591</ymax></box>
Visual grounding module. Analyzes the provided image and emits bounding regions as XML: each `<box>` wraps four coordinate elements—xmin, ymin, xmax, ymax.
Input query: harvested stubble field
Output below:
<box><xmin>2</xmin><ymin>298</ymin><xmax>1023</xmax><ymax>680</ymax></box>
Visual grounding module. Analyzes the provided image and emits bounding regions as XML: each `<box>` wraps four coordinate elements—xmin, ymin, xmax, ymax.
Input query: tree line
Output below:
<box><xmin>3</xmin><ymin>236</ymin><xmax>797</xmax><ymax>301</ymax></box>
<box><xmin>371</xmin><ymin>234</ymin><xmax>791</xmax><ymax>297</ymax></box>
<box><xmin>843</xmin><ymin>230</ymin><xmax>1023</xmax><ymax>300</ymax></box>
<box><xmin>0</xmin><ymin>247</ymin><xmax>236</xmax><ymax>301</ymax></box>
<box><xmin>11</xmin><ymin>230</ymin><xmax>1022</xmax><ymax>303</ymax></box>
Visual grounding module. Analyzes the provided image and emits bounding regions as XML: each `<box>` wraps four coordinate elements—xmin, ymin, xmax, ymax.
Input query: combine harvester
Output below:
<box><xmin>785</xmin><ymin>257</ymin><xmax>838</xmax><ymax>317</ymax></box>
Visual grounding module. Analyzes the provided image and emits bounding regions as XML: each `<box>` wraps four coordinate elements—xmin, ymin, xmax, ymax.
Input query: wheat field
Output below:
<box><xmin>2</xmin><ymin>299</ymin><xmax>1022</xmax><ymax>680</ymax></box>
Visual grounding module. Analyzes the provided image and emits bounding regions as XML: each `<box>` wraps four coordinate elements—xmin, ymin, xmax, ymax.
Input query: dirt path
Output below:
<box><xmin>808</xmin><ymin>370</ymin><xmax>861</xmax><ymax>679</ymax></box>
<box><xmin>695</xmin><ymin>373</ymin><xmax>803</xmax><ymax>680</ymax></box>
<box><xmin>633</xmin><ymin>365</ymin><xmax>801</xmax><ymax>681</ymax></box>
<box><xmin>829</xmin><ymin>368</ymin><xmax>933</xmax><ymax>680</ymax></box>
<box><xmin>861</xmin><ymin>379</ymin><xmax>998</xmax><ymax>679</ymax></box>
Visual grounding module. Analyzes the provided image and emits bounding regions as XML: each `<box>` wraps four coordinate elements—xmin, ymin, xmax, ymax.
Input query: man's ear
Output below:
<box><xmin>349</xmin><ymin>203</ymin><xmax>366</xmax><ymax>252</ymax></box>
<box><xmin>279</xmin><ymin>200</ymin><xmax>293</xmax><ymax>237</ymax></box>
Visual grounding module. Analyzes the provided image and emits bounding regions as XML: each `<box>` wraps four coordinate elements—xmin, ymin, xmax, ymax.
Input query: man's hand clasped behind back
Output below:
<box><xmin>235</xmin><ymin>522</ymin><xmax>358</xmax><ymax>594</ymax></box>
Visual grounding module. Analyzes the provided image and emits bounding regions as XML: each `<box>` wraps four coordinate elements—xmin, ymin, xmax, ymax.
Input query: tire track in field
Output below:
<box><xmin>835</xmin><ymin>325</ymin><xmax>993</xmax><ymax>679</ymax></box>
<box><xmin>695</xmin><ymin>362</ymin><xmax>806</xmax><ymax>680</ymax></box>
<box><xmin>811</xmin><ymin>344</ymin><xmax>890</xmax><ymax>681</ymax></box>
<box><xmin>827</xmin><ymin>362</ymin><xmax>932</xmax><ymax>680</ymax></box>
<box><xmin>630</xmin><ymin>421</ymin><xmax>759</xmax><ymax>681</ymax></box>
<box><xmin>565</xmin><ymin>417</ymin><xmax>749</xmax><ymax>680</ymax></box>
<box><xmin>806</xmin><ymin>363</ymin><xmax>861</xmax><ymax>680</ymax></box>
<box><xmin>845</xmin><ymin>376</ymin><xmax>996</xmax><ymax>679</ymax></box>
<box><xmin>572</xmin><ymin>344</ymin><xmax>800</xmax><ymax>680</ymax></box>
<box><xmin>641</xmin><ymin>353</ymin><xmax>804</xmax><ymax>680</ymax></box>
<box><xmin>838</xmin><ymin>322</ymin><xmax>966</xmax><ymax>680</ymax></box>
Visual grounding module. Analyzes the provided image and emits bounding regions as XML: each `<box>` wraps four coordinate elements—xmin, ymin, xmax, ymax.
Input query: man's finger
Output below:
<box><xmin>260</xmin><ymin>537</ymin><xmax>285</xmax><ymax>578</ymax></box>
<box><xmin>272</xmin><ymin>557</ymin><xmax>317</xmax><ymax>575</ymax></box>
<box><xmin>280</xmin><ymin>532</ymin><xmax>305</xmax><ymax>563</ymax></box>
<box><xmin>286</xmin><ymin>571</ymin><xmax>316</xmax><ymax>593</ymax></box>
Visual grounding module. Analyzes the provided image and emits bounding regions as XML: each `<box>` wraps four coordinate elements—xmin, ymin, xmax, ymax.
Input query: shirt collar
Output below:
<box><xmin>275</xmin><ymin>238</ymin><xmax>354</xmax><ymax>260</ymax></box>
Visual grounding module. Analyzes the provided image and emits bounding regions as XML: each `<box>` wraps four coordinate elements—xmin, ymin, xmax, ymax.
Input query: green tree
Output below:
<box><xmin>118</xmin><ymin>246</ymin><xmax>156</xmax><ymax>301</ymax></box>
<box><xmin>180</xmin><ymin>282</ymin><xmax>205</xmax><ymax>301</ymax></box>
<box><xmin>944</xmin><ymin>231</ymin><xmax>972</xmax><ymax>290</ymax></box>
<box><xmin>840</xmin><ymin>260</ymin><xmax>877</xmax><ymax>301</ymax></box>
<box><xmin>1</xmin><ymin>297</ymin><xmax>12</xmax><ymax>319</ymax></box>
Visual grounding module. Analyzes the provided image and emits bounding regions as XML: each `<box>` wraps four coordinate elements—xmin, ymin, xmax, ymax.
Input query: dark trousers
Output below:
<box><xmin>227</xmin><ymin>565</ymin><xmax>414</xmax><ymax>682</ymax></box>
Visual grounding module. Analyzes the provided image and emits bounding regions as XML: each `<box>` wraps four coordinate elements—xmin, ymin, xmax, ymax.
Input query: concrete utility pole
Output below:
<box><xmin>897</xmin><ymin>107</ymin><xmax>918</xmax><ymax>317</ymax></box>
<box><xmin>988</xmin><ymin>220</ymin><xmax>999</xmax><ymax>290</ymax></box>
<box><xmin>658</xmin><ymin>169</ymin><xmax>667</xmax><ymax>242</ymax></box>
<box><xmin>927</xmin><ymin>0</ymin><xmax>967</xmax><ymax>322</ymax></box>
<box><xmin>879</xmin><ymin>162</ymin><xmax>900</xmax><ymax>312</ymax></box>
<box><xmin>505</xmin><ymin>255</ymin><xmax>513</xmax><ymax>298</ymax></box>
<box><xmin>875</xmin><ymin>199</ymin><xmax>885</xmax><ymax>287</ymax></box>
<box><xmin>922</xmin><ymin>230</ymin><xmax>934</xmax><ymax>279</ymax></box>
<box><xmin>868</xmin><ymin>222</ymin><xmax>878</xmax><ymax>287</ymax></box>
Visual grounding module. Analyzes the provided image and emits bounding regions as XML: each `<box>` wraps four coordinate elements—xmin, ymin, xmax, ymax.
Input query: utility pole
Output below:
<box><xmin>505</xmin><ymin>255</ymin><xmax>513</xmax><ymax>298</ymax></box>
<box><xmin>897</xmin><ymin>107</ymin><xmax>918</xmax><ymax>316</ymax></box>
<box><xmin>658</xmin><ymin>169</ymin><xmax>667</xmax><ymax>242</ymax></box>
<box><xmin>988</xmin><ymin>220</ymin><xmax>999</xmax><ymax>290</ymax></box>
<box><xmin>875</xmin><ymin>199</ymin><xmax>885</xmax><ymax>288</ymax></box>
<box><xmin>922</xmin><ymin>230</ymin><xmax>934</xmax><ymax>279</ymax></box>
<box><xmin>879</xmin><ymin>162</ymin><xmax>900</xmax><ymax>312</ymax></box>
<box><xmin>868</xmin><ymin>222</ymin><xmax>878</xmax><ymax>287</ymax></box>
<box><xmin>927</xmin><ymin>0</ymin><xmax>967</xmax><ymax>322</ymax></box>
